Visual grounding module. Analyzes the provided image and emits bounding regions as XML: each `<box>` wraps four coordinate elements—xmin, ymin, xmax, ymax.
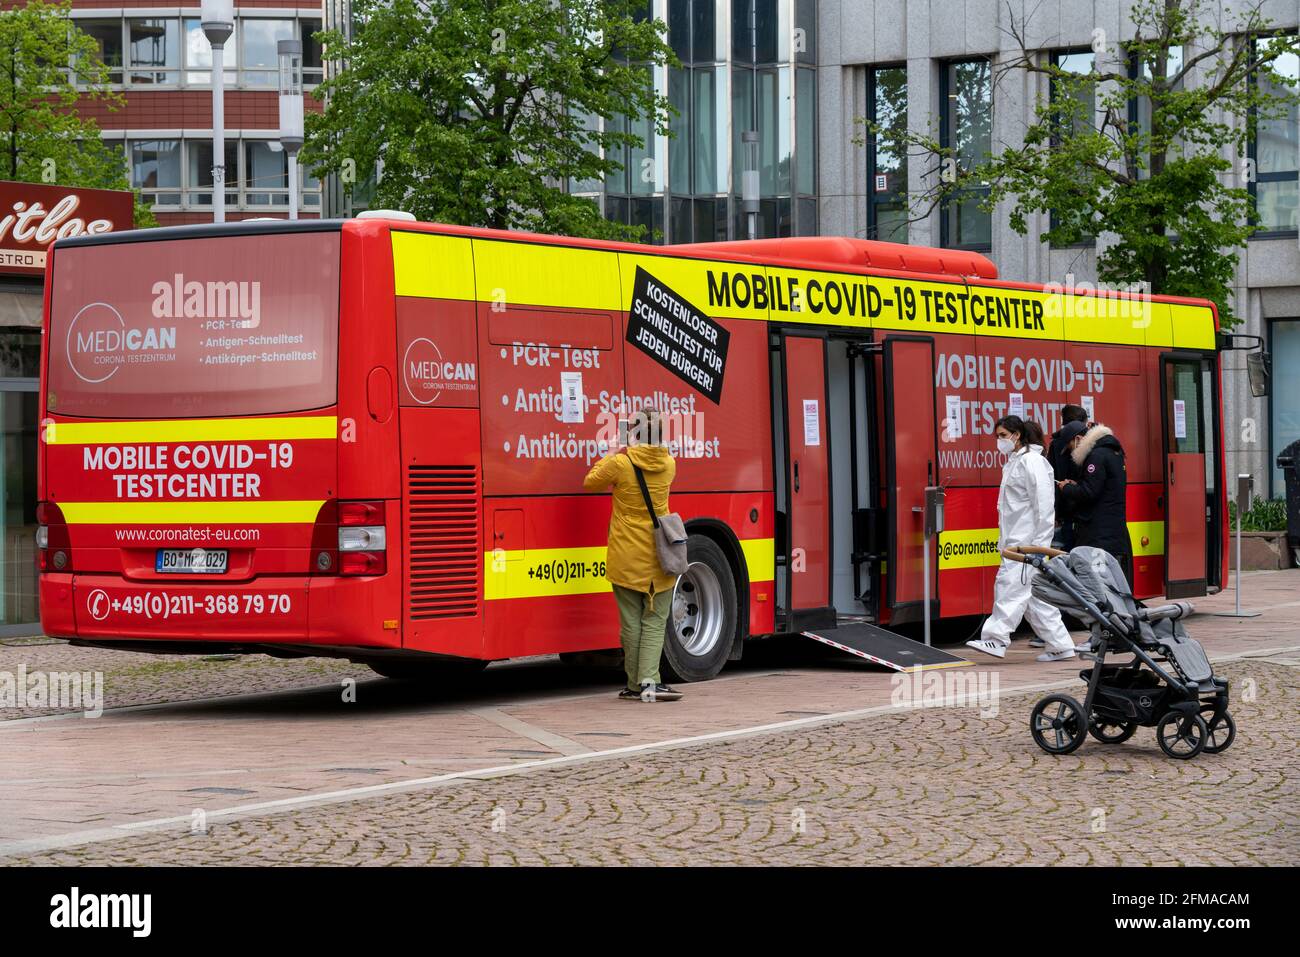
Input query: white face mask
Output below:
<box><xmin>997</xmin><ymin>437</ymin><xmax>1015</xmax><ymax>455</ymax></box>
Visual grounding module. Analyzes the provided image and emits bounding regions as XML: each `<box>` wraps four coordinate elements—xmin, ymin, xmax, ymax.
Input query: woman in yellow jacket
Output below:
<box><xmin>582</xmin><ymin>410</ymin><xmax>683</xmax><ymax>702</ymax></box>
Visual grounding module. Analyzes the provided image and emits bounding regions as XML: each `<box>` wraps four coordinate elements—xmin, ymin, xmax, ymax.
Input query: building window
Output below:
<box><xmin>1251</xmin><ymin>34</ymin><xmax>1299</xmax><ymax>235</ymax></box>
<box><xmin>128</xmin><ymin>18</ymin><xmax>180</xmax><ymax>85</ymax></box>
<box><xmin>867</xmin><ymin>65</ymin><xmax>908</xmax><ymax>242</ymax></box>
<box><xmin>186</xmin><ymin>140</ymin><xmax>239</xmax><ymax>207</ymax></box>
<box><xmin>125</xmin><ymin>137</ymin><xmax>322</xmax><ymax>211</ymax></box>
<box><xmin>73</xmin><ymin>14</ymin><xmax>321</xmax><ymax>90</ymax></box>
<box><xmin>130</xmin><ymin>140</ymin><xmax>182</xmax><ymax>204</ymax></box>
<box><xmin>241</xmin><ymin>19</ymin><xmax>296</xmax><ymax>87</ymax></box>
<box><xmin>1272</xmin><ymin>319</ymin><xmax>1300</xmax><ymax>495</ymax></box>
<box><xmin>300</xmin><ymin>18</ymin><xmax>324</xmax><ymax>86</ymax></box>
<box><xmin>941</xmin><ymin>59</ymin><xmax>992</xmax><ymax>250</ymax></box>
<box><xmin>182</xmin><ymin>18</ymin><xmax>237</xmax><ymax>85</ymax></box>
<box><xmin>78</xmin><ymin>19</ymin><xmax>123</xmax><ymax>85</ymax></box>
<box><xmin>1127</xmin><ymin>45</ymin><xmax>1183</xmax><ymax>179</ymax></box>
<box><xmin>1049</xmin><ymin>49</ymin><xmax>1096</xmax><ymax>244</ymax></box>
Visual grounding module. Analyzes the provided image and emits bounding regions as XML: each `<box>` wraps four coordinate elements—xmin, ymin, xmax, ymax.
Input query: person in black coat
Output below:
<box><xmin>1058</xmin><ymin>424</ymin><xmax>1132</xmax><ymax>584</ymax></box>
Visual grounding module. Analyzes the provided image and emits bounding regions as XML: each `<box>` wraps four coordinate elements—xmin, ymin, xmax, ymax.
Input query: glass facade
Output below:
<box><xmin>600</xmin><ymin>0</ymin><xmax>818</xmax><ymax>244</ymax></box>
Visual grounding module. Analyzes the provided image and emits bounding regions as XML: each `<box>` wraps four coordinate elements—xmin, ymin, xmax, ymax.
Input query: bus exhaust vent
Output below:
<box><xmin>406</xmin><ymin>465</ymin><xmax>480</xmax><ymax>620</ymax></box>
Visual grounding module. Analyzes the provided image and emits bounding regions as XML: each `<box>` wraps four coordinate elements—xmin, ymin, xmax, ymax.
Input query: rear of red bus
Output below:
<box><xmin>37</xmin><ymin>221</ymin><xmax>403</xmax><ymax>656</ymax></box>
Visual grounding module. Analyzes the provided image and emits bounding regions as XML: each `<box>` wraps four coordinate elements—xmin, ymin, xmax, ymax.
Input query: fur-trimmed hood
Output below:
<box><xmin>1071</xmin><ymin>424</ymin><xmax>1116</xmax><ymax>466</ymax></box>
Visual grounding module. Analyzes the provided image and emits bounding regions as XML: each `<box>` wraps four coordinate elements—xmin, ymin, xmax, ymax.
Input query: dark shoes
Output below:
<box><xmin>620</xmin><ymin>684</ymin><xmax>684</xmax><ymax>702</ymax></box>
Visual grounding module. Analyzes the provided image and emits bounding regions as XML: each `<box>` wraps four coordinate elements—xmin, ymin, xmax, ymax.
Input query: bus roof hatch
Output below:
<box><xmin>675</xmin><ymin>236</ymin><xmax>999</xmax><ymax>281</ymax></box>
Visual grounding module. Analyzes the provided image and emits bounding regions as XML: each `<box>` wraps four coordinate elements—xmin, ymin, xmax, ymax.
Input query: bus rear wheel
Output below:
<box><xmin>367</xmin><ymin>658</ymin><xmax>488</xmax><ymax>682</ymax></box>
<box><xmin>662</xmin><ymin>535</ymin><xmax>738</xmax><ymax>684</ymax></box>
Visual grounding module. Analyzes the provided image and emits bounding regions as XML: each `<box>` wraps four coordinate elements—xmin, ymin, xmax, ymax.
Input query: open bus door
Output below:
<box><xmin>883</xmin><ymin>336</ymin><xmax>939</xmax><ymax>623</ymax></box>
<box><xmin>774</xmin><ymin>331</ymin><xmax>835</xmax><ymax>628</ymax></box>
<box><xmin>1160</xmin><ymin>352</ymin><xmax>1220</xmax><ymax>599</ymax></box>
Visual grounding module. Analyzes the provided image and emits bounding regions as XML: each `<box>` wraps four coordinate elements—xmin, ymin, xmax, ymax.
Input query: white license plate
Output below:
<box><xmin>156</xmin><ymin>548</ymin><xmax>228</xmax><ymax>574</ymax></box>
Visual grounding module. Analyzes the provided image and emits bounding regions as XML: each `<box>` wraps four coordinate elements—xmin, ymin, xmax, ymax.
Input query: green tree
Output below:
<box><xmin>0</xmin><ymin>0</ymin><xmax>155</xmax><ymax>226</ymax></box>
<box><xmin>863</xmin><ymin>0</ymin><xmax>1300</xmax><ymax>326</ymax></box>
<box><xmin>302</xmin><ymin>0</ymin><xmax>674</xmax><ymax>240</ymax></box>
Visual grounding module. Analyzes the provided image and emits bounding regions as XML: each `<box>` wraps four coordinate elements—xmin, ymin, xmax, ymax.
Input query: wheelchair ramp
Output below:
<box><xmin>800</xmin><ymin>622</ymin><xmax>972</xmax><ymax>673</ymax></box>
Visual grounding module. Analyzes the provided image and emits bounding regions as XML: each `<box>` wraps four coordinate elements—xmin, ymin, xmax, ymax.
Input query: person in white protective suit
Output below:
<box><xmin>965</xmin><ymin>415</ymin><xmax>1076</xmax><ymax>662</ymax></box>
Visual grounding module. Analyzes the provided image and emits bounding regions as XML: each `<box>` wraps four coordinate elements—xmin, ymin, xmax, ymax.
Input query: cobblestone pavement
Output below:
<box><xmin>0</xmin><ymin>638</ymin><xmax>372</xmax><ymax>720</ymax></box>
<box><xmin>14</xmin><ymin>658</ymin><xmax>1297</xmax><ymax>866</ymax></box>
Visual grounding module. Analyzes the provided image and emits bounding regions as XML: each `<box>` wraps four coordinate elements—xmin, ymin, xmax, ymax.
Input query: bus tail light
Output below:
<box><xmin>337</xmin><ymin>500</ymin><xmax>387</xmax><ymax>576</ymax></box>
<box><xmin>36</xmin><ymin>501</ymin><xmax>71</xmax><ymax>572</ymax></box>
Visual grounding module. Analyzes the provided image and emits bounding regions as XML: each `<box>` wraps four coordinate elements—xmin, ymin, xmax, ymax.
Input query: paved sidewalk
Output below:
<box><xmin>12</xmin><ymin>657</ymin><xmax>1297</xmax><ymax>866</ymax></box>
<box><xmin>1</xmin><ymin>569</ymin><xmax>1298</xmax><ymax>863</ymax></box>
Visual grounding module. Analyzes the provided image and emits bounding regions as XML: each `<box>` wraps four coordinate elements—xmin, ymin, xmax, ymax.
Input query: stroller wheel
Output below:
<box><xmin>1088</xmin><ymin>715</ymin><xmax>1137</xmax><ymax>744</ymax></box>
<box><xmin>1199</xmin><ymin>708</ymin><xmax>1236</xmax><ymax>754</ymax></box>
<box><xmin>1030</xmin><ymin>694</ymin><xmax>1087</xmax><ymax>755</ymax></box>
<box><xmin>1156</xmin><ymin>711</ymin><xmax>1208</xmax><ymax>759</ymax></box>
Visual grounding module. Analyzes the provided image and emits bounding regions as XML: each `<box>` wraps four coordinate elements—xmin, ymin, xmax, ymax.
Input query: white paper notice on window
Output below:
<box><xmin>1173</xmin><ymin>399</ymin><xmax>1187</xmax><ymax>439</ymax></box>
<box><xmin>946</xmin><ymin>395</ymin><xmax>963</xmax><ymax>438</ymax></box>
<box><xmin>1009</xmin><ymin>392</ymin><xmax>1024</xmax><ymax>418</ymax></box>
<box><xmin>560</xmin><ymin>371</ymin><xmax>584</xmax><ymax>424</ymax></box>
<box><xmin>803</xmin><ymin>399</ymin><xmax>821</xmax><ymax>446</ymax></box>
<box><xmin>1081</xmin><ymin>395</ymin><xmax>1095</xmax><ymax>422</ymax></box>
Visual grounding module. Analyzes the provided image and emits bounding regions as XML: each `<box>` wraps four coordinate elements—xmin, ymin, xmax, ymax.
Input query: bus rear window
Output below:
<box><xmin>47</xmin><ymin>231</ymin><xmax>340</xmax><ymax>419</ymax></box>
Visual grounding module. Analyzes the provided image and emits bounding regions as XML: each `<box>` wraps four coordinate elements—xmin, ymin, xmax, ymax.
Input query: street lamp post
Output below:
<box><xmin>201</xmin><ymin>0</ymin><xmax>234</xmax><ymax>224</ymax></box>
<box><xmin>278</xmin><ymin>39</ymin><xmax>304</xmax><ymax>220</ymax></box>
<box><xmin>741</xmin><ymin>130</ymin><xmax>760</xmax><ymax>240</ymax></box>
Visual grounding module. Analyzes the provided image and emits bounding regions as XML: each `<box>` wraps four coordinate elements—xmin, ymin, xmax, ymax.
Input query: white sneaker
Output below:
<box><xmin>1036</xmin><ymin>649</ymin><xmax>1077</xmax><ymax>662</ymax></box>
<box><xmin>1028</xmin><ymin>637</ymin><xmax>1045</xmax><ymax>648</ymax></box>
<box><xmin>965</xmin><ymin>638</ymin><xmax>1007</xmax><ymax>659</ymax></box>
<box><xmin>1074</xmin><ymin>641</ymin><xmax>1094</xmax><ymax>653</ymax></box>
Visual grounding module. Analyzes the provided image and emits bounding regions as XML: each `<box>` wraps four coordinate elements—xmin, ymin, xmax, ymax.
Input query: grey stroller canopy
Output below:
<box><xmin>1031</xmin><ymin>546</ymin><xmax>1136</xmax><ymax>622</ymax></box>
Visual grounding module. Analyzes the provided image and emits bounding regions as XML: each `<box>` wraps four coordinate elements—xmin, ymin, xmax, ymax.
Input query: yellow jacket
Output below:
<box><xmin>583</xmin><ymin>444</ymin><xmax>678</xmax><ymax>596</ymax></box>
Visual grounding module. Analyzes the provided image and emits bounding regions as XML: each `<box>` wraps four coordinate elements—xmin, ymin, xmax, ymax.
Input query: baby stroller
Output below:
<box><xmin>1004</xmin><ymin>545</ymin><xmax>1234</xmax><ymax>760</ymax></box>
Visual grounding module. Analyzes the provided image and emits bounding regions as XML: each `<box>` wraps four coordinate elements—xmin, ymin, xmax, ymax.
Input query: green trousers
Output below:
<box><xmin>613</xmin><ymin>584</ymin><xmax>670</xmax><ymax>691</ymax></box>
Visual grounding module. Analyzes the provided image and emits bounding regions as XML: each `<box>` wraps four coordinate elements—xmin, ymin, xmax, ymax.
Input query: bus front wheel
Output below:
<box><xmin>662</xmin><ymin>535</ymin><xmax>738</xmax><ymax>683</ymax></box>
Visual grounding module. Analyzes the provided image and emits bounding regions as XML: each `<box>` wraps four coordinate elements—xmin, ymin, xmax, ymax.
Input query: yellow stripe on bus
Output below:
<box><xmin>391</xmin><ymin>232</ymin><xmax>1218</xmax><ymax>349</ymax></box>
<box><xmin>46</xmin><ymin>416</ymin><xmax>338</xmax><ymax>445</ymax></box>
<box><xmin>60</xmin><ymin>500</ymin><xmax>325</xmax><ymax>524</ymax></box>
<box><xmin>473</xmin><ymin>238</ymin><xmax>623</xmax><ymax>312</ymax></box>
<box><xmin>940</xmin><ymin>521</ymin><xmax>1168</xmax><ymax>570</ymax></box>
<box><xmin>392</xmin><ymin>231</ymin><xmax>476</xmax><ymax>300</ymax></box>
<box><xmin>482</xmin><ymin>537</ymin><xmax>777</xmax><ymax>601</ymax></box>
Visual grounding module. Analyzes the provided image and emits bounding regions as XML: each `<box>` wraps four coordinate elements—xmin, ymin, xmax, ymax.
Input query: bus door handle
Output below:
<box><xmin>794</xmin><ymin>460</ymin><xmax>801</xmax><ymax>493</ymax></box>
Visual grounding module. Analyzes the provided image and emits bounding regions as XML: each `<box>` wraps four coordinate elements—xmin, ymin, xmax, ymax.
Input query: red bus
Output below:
<box><xmin>37</xmin><ymin>216</ymin><xmax>1227</xmax><ymax>681</ymax></box>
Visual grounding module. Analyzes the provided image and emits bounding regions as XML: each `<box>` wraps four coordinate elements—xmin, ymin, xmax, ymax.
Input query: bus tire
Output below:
<box><xmin>661</xmin><ymin>535</ymin><xmax>738</xmax><ymax>684</ymax></box>
<box><xmin>367</xmin><ymin>658</ymin><xmax>488</xmax><ymax>682</ymax></box>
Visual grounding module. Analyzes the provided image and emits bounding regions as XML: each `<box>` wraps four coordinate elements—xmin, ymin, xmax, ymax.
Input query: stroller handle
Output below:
<box><xmin>1001</xmin><ymin>545</ymin><xmax>1068</xmax><ymax>563</ymax></box>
